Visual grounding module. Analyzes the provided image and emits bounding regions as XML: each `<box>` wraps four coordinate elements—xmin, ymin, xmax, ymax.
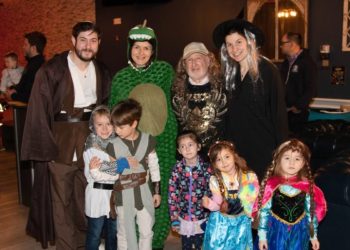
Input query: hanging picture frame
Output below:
<box><xmin>342</xmin><ymin>0</ymin><xmax>350</xmax><ymax>51</ymax></box>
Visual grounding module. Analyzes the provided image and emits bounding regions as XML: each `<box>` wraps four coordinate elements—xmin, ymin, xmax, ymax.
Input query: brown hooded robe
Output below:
<box><xmin>21</xmin><ymin>51</ymin><xmax>111</xmax><ymax>249</ymax></box>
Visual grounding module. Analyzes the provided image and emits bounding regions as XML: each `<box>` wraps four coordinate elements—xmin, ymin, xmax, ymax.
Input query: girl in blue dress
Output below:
<box><xmin>254</xmin><ymin>139</ymin><xmax>327</xmax><ymax>250</ymax></box>
<box><xmin>202</xmin><ymin>141</ymin><xmax>259</xmax><ymax>250</ymax></box>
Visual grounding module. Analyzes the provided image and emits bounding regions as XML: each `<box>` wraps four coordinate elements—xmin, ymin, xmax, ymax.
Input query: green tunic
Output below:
<box><xmin>109</xmin><ymin>60</ymin><xmax>177</xmax><ymax>248</ymax></box>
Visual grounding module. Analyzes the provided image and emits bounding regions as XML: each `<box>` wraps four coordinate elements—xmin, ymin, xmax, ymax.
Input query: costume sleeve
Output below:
<box><xmin>266</xmin><ymin>59</ymin><xmax>289</xmax><ymax>144</ymax></box>
<box><xmin>313</xmin><ymin>184</ymin><xmax>327</xmax><ymax>222</ymax></box>
<box><xmin>168</xmin><ymin>163</ymin><xmax>180</xmax><ymax>223</ymax></box>
<box><xmin>203</xmin><ymin>163</ymin><xmax>213</xmax><ymax>197</ymax></box>
<box><xmin>239</xmin><ymin>172</ymin><xmax>260</xmax><ymax>217</ymax></box>
<box><xmin>205</xmin><ymin>176</ymin><xmax>223</xmax><ymax>211</ymax></box>
<box><xmin>147</xmin><ymin>134</ymin><xmax>157</xmax><ymax>154</ymax></box>
<box><xmin>95</xmin><ymin>60</ymin><xmax>111</xmax><ymax>105</ymax></box>
<box><xmin>89</xmin><ymin>169</ymin><xmax>119</xmax><ymax>181</ymax></box>
<box><xmin>83</xmin><ymin>147</ymin><xmax>119</xmax><ymax>182</ymax></box>
<box><xmin>148</xmin><ymin>151</ymin><xmax>160</xmax><ymax>182</ymax></box>
<box><xmin>258</xmin><ymin>198</ymin><xmax>272</xmax><ymax>241</ymax></box>
<box><xmin>305</xmin><ymin>194</ymin><xmax>319</xmax><ymax>240</ymax></box>
<box><xmin>21</xmin><ymin>66</ymin><xmax>58</xmax><ymax>161</ymax></box>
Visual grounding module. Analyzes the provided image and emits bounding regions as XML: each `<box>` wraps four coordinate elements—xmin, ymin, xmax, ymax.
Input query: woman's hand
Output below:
<box><xmin>89</xmin><ymin>156</ymin><xmax>101</xmax><ymax>169</ymax></box>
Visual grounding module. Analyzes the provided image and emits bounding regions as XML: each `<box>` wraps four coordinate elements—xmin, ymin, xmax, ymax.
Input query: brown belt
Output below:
<box><xmin>113</xmin><ymin>172</ymin><xmax>147</xmax><ymax>191</ymax></box>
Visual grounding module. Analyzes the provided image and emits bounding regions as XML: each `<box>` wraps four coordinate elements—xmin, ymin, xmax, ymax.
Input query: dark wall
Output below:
<box><xmin>309</xmin><ymin>0</ymin><xmax>350</xmax><ymax>98</ymax></box>
<box><xmin>96</xmin><ymin>0</ymin><xmax>245</xmax><ymax>75</ymax></box>
<box><xmin>96</xmin><ymin>0</ymin><xmax>349</xmax><ymax>99</ymax></box>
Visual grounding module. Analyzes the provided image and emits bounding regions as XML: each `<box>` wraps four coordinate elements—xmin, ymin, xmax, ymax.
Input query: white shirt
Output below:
<box><xmin>188</xmin><ymin>75</ymin><xmax>209</xmax><ymax>86</ymax></box>
<box><xmin>0</xmin><ymin>67</ymin><xmax>24</xmax><ymax>92</ymax></box>
<box><xmin>67</xmin><ymin>52</ymin><xmax>97</xmax><ymax>161</ymax></box>
<box><xmin>67</xmin><ymin>52</ymin><xmax>97</xmax><ymax>108</ymax></box>
<box><xmin>83</xmin><ymin>147</ymin><xmax>118</xmax><ymax>218</ymax></box>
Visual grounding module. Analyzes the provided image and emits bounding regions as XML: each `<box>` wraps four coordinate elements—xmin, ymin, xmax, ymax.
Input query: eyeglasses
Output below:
<box><xmin>280</xmin><ymin>40</ymin><xmax>291</xmax><ymax>46</ymax></box>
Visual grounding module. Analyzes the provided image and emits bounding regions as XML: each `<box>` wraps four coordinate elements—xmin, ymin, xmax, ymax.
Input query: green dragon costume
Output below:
<box><xmin>109</xmin><ymin>23</ymin><xmax>177</xmax><ymax>248</ymax></box>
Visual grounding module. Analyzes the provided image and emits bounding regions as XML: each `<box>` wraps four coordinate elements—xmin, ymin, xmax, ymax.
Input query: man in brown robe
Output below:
<box><xmin>21</xmin><ymin>21</ymin><xmax>111</xmax><ymax>249</ymax></box>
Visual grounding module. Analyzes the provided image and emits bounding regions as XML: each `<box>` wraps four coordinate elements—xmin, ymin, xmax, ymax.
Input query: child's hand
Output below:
<box><xmin>127</xmin><ymin>157</ymin><xmax>139</xmax><ymax>168</ymax></box>
<box><xmin>153</xmin><ymin>194</ymin><xmax>161</xmax><ymax>208</ymax></box>
<box><xmin>259</xmin><ymin>240</ymin><xmax>268</xmax><ymax>250</ymax></box>
<box><xmin>310</xmin><ymin>239</ymin><xmax>320</xmax><ymax>250</ymax></box>
<box><xmin>202</xmin><ymin>196</ymin><xmax>210</xmax><ymax>208</ymax></box>
<box><xmin>89</xmin><ymin>156</ymin><xmax>101</xmax><ymax>169</ymax></box>
<box><xmin>171</xmin><ymin>220</ymin><xmax>180</xmax><ymax>233</ymax></box>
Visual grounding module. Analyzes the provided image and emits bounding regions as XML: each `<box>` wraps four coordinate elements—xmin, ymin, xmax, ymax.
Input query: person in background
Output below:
<box><xmin>6</xmin><ymin>31</ymin><xmax>46</xmax><ymax>103</ymax></box>
<box><xmin>168</xmin><ymin>130</ymin><xmax>212</xmax><ymax>249</ymax></box>
<box><xmin>280</xmin><ymin>32</ymin><xmax>317</xmax><ymax>136</ymax></box>
<box><xmin>213</xmin><ymin>19</ymin><xmax>288</xmax><ymax>180</ymax></box>
<box><xmin>0</xmin><ymin>52</ymin><xmax>24</xmax><ymax>93</ymax></box>
<box><xmin>21</xmin><ymin>22</ymin><xmax>111</xmax><ymax>249</ymax></box>
<box><xmin>172</xmin><ymin>42</ymin><xmax>227</xmax><ymax>156</ymax></box>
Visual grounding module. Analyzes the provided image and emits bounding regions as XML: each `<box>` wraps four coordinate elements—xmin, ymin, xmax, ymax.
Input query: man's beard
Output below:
<box><xmin>75</xmin><ymin>47</ymin><xmax>97</xmax><ymax>62</ymax></box>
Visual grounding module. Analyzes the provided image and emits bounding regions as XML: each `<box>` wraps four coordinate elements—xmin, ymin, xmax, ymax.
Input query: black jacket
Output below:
<box><xmin>280</xmin><ymin>49</ymin><xmax>317</xmax><ymax>111</ymax></box>
<box><xmin>12</xmin><ymin>54</ymin><xmax>45</xmax><ymax>102</ymax></box>
<box><xmin>224</xmin><ymin>57</ymin><xmax>288</xmax><ymax>179</ymax></box>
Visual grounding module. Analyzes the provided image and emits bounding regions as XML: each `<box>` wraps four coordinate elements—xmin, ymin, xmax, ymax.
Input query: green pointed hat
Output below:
<box><xmin>128</xmin><ymin>20</ymin><xmax>156</xmax><ymax>41</ymax></box>
<box><xmin>127</xmin><ymin>20</ymin><xmax>158</xmax><ymax>64</ymax></box>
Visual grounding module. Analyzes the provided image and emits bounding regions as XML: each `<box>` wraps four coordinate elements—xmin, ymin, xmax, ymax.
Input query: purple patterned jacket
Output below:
<box><xmin>168</xmin><ymin>157</ymin><xmax>212</xmax><ymax>225</ymax></box>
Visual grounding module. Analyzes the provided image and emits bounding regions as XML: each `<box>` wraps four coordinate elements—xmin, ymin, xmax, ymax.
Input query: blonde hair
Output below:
<box><xmin>257</xmin><ymin>139</ymin><xmax>316</xmax><ymax>237</ymax></box>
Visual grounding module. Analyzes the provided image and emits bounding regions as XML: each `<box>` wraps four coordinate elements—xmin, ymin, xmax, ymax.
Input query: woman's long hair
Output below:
<box><xmin>221</xmin><ymin>29</ymin><xmax>260</xmax><ymax>89</ymax></box>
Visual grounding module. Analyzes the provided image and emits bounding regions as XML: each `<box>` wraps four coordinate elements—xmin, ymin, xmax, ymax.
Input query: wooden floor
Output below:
<box><xmin>0</xmin><ymin>150</ymin><xmax>55</xmax><ymax>250</ymax></box>
<box><xmin>0</xmin><ymin>150</ymin><xmax>181</xmax><ymax>250</ymax></box>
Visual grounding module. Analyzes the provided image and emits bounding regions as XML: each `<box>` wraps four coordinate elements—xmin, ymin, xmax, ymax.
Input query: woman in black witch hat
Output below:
<box><xmin>213</xmin><ymin>19</ymin><xmax>288</xmax><ymax>180</ymax></box>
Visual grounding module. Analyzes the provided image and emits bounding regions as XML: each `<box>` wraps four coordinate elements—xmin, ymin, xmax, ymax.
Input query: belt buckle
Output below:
<box><xmin>67</xmin><ymin>116</ymin><xmax>80</xmax><ymax>123</ymax></box>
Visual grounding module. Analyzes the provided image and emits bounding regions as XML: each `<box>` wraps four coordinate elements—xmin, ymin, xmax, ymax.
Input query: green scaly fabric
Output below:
<box><xmin>109</xmin><ymin>60</ymin><xmax>177</xmax><ymax>248</ymax></box>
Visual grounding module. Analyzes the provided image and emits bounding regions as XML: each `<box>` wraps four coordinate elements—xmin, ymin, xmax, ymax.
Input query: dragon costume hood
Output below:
<box><xmin>127</xmin><ymin>20</ymin><xmax>158</xmax><ymax>70</ymax></box>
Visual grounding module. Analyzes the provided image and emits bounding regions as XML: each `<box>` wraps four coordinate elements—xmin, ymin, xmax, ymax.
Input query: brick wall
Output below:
<box><xmin>0</xmin><ymin>0</ymin><xmax>95</xmax><ymax>70</ymax></box>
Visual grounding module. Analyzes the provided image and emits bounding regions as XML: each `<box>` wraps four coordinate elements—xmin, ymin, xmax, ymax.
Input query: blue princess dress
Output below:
<box><xmin>256</xmin><ymin>176</ymin><xmax>327</xmax><ymax>250</ymax></box>
<box><xmin>203</xmin><ymin>172</ymin><xmax>259</xmax><ymax>250</ymax></box>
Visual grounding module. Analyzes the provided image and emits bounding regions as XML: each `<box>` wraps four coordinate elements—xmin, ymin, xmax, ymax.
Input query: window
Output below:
<box><xmin>247</xmin><ymin>0</ymin><xmax>308</xmax><ymax>61</ymax></box>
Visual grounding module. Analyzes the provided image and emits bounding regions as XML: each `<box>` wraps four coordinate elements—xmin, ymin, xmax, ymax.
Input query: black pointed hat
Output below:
<box><xmin>212</xmin><ymin>19</ymin><xmax>265</xmax><ymax>49</ymax></box>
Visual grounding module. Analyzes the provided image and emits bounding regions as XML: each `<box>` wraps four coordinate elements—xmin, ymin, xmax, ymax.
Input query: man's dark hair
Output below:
<box><xmin>24</xmin><ymin>31</ymin><xmax>47</xmax><ymax>54</ymax></box>
<box><xmin>4</xmin><ymin>52</ymin><xmax>18</xmax><ymax>61</ymax></box>
<box><xmin>111</xmin><ymin>98</ymin><xmax>142</xmax><ymax>126</ymax></box>
<box><xmin>286</xmin><ymin>32</ymin><xmax>303</xmax><ymax>47</ymax></box>
<box><xmin>72</xmin><ymin>21</ymin><xmax>101</xmax><ymax>39</ymax></box>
